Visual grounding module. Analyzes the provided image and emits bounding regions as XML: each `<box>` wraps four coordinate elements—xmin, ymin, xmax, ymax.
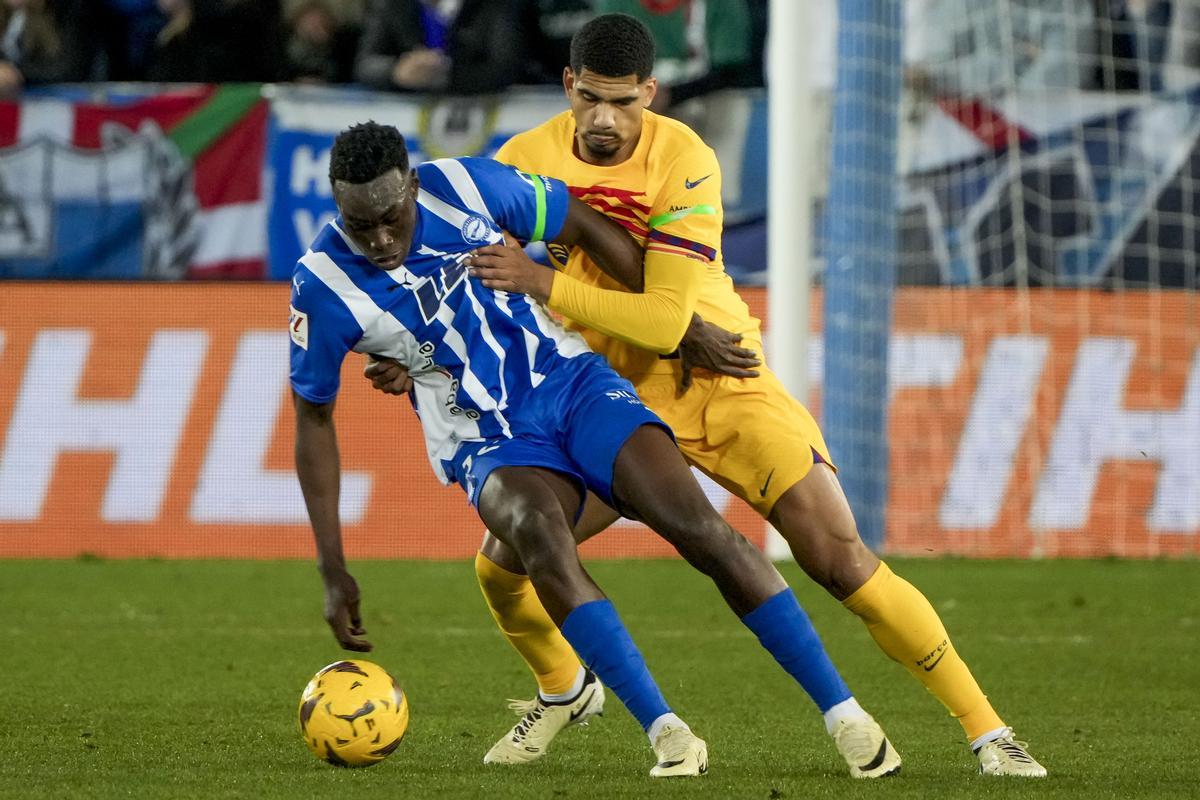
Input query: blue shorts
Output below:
<box><xmin>442</xmin><ymin>353</ymin><xmax>671</xmax><ymax>511</ymax></box>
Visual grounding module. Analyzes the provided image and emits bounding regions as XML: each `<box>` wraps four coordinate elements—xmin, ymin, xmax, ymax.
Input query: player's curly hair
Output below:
<box><xmin>570</xmin><ymin>13</ymin><xmax>655</xmax><ymax>81</ymax></box>
<box><xmin>328</xmin><ymin>121</ymin><xmax>410</xmax><ymax>185</ymax></box>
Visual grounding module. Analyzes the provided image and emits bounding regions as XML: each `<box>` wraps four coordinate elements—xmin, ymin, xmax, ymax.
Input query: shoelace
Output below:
<box><xmin>506</xmin><ymin>698</ymin><xmax>545</xmax><ymax>740</ymax></box>
<box><xmin>506</xmin><ymin>697</ymin><xmax>539</xmax><ymax>716</ymax></box>
<box><xmin>993</xmin><ymin>738</ymin><xmax>1036</xmax><ymax>763</ymax></box>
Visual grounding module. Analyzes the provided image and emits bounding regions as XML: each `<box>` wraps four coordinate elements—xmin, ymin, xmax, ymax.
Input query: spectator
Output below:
<box><xmin>0</xmin><ymin>0</ymin><xmax>95</xmax><ymax>96</ymax></box>
<box><xmin>354</xmin><ymin>0</ymin><xmax>542</xmax><ymax>94</ymax></box>
<box><xmin>146</xmin><ymin>0</ymin><xmax>286</xmax><ymax>83</ymax></box>
<box><xmin>95</xmin><ymin>0</ymin><xmax>166</xmax><ymax>81</ymax></box>
<box><xmin>594</xmin><ymin>0</ymin><xmax>765</xmax><ymax>111</ymax></box>
<box><xmin>285</xmin><ymin>0</ymin><xmax>359</xmax><ymax>83</ymax></box>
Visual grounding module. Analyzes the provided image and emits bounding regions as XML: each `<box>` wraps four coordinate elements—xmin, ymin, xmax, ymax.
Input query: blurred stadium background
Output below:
<box><xmin>0</xmin><ymin>0</ymin><xmax>1196</xmax><ymax>562</ymax></box>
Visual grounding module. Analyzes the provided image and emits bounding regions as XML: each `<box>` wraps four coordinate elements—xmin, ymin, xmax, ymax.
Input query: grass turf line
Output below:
<box><xmin>0</xmin><ymin>558</ymin><xmax>1195</xmax><ymax>799</ymax></box>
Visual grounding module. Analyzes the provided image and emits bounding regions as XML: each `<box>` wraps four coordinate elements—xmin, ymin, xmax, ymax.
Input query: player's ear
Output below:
<box><xmin>643</xmin><ymin>76</ymin><xmax>658</xmax><ymax>106</ymax></box>
<box><xmin>563</xmin><ymin>67</ymin><xmax>575</xmax><ymax>97</ymax></box>
<box><xmin>407</xmin><ymin>168</ymin><xmax>419</xmax><ymax>193</ymax></box>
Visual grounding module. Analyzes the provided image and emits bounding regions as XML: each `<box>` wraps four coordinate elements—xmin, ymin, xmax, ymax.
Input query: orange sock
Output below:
<box><xmin>843</xmin><ymin>561</ymin><xmax>1005</xmax><ymax>741</ymax></box>
<box><xmin>474</xmin><ymin>551</ymin><xmax>582</xmax><ymax>696</ymax></box>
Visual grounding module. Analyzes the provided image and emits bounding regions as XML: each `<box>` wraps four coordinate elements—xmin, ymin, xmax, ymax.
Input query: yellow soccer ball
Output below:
<box><xmin>298</xmin><ymin>659</ymin><xmax>410</xmax><ymax>767</ymax></box>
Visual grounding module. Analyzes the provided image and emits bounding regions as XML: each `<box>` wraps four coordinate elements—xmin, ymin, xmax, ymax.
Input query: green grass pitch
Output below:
<box><xmin>0</xmin><ymin>557</ymin><xmax>1195</xmax><ymax>799</ymax></box>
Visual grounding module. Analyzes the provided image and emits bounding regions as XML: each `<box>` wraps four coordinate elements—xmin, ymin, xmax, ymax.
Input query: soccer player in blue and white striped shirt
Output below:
<box><xmin>291</xmin><ymin>122</ymin><xmax>878</xmax><ymax>778</ymax></box>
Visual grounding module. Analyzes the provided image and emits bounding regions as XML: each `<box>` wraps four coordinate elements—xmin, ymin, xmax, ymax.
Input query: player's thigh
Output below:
<box><xmin>769</xmin><ymin>463</ymin><xmax>879</xmax><ymax>600</ymax></box>
<box><xmin>660</xmin><ymin>369</ymin><xmax>876</xmax><ymax>596</ymax></box>
<box><xmin>477</xmin><ymin>465</ymin><xmax>583</xmax><ymax>553</ymax></box>
<box><xmin>477</xmin><ymin>466</ymin><xmax>602</xmax><ymax>622</ymax></box>
<box><xmin>608</xmin><ymin>424</ymin><xmax>720</xmax><ymax>533</ymax></box>
<box><xmin>557</xmin><ymin>356</ymin><xmax>676</xmax><ymax>511</ymax></box>
<box><xmin>573</xmin><ymin>492</ymin><xmax>620</xmax><ymax>543</ymax></box>
<box><xmin>610</xmin><ymin>424</ymin><xmax>786</xmax><ymax>613</ymax></box>
<box><xmin>478</xmin><ymin>483</ymin><xmax>603</xmax><ymax>574</ymax></box>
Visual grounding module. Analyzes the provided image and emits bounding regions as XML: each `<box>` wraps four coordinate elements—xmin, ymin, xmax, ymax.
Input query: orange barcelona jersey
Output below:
<box><xmin>495</xmin><ymin>109</ymin><xmax>760</xmax><ymax>387</ymax></box>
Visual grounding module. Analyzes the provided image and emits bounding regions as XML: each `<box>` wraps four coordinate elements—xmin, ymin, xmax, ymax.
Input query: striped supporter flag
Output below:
<box><xmin>0</xmin><ymin>85</ymin><xmax>268</xmax><ymax>279</ymax></box>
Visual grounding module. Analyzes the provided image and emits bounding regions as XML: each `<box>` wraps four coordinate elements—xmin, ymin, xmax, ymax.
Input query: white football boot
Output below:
<box><xmin>483</xmin><ymin>670</ymin><xmax>605</xmax><ymax>764</ymax></box>
<box><xmin>975</xmin><ymin>728</ymin><xmax>1048</xmax><ymax>777</ymax></box>
<box><xmin>649</xmin><ymin>724</ymin><xmax>709</xmax><ymax>777</ymax></box>
<box><xmin>830</xmin><ymin>714</ymin><xmax>902</xmax><ymax>778</ymax></box>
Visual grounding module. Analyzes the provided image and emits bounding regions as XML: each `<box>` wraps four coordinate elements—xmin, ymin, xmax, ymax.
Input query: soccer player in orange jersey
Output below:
<box><xmin>367</xmin><ymin>13</ymin><xmax>1046</xmax><ymax>779</ymax></box>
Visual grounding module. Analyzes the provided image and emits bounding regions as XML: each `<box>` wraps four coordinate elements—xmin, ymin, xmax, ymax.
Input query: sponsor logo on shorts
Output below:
<box><xmin>759</xmin><ymin>468</ymin><xmax>775</xmax><ymax>498</ymax></box>
<box><xmin>605</xmin><ymin>389</ymin><xmax>642</xmax><ymax>405</ymax></box>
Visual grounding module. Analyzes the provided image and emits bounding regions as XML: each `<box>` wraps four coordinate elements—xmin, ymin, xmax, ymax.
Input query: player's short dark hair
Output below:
<box><xmin>328</xmin><ymin>121</ymin><xmax>410</xmax><ymax>185</ymax></box>
<box><xmin>570</xmin><ymin>13</ymin><xmax>655</xmax><ymax>81</ymax></box>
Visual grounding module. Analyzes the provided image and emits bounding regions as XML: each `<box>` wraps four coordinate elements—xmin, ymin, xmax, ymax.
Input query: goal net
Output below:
<box><xmin>813</xmin><ymin>0</ymin><xmax>1200</xmax><ymax>558</ymax></box>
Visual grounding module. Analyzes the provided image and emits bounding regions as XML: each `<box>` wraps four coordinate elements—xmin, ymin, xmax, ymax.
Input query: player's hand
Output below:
<box><xmin>677</xmin><ymin>313</ymin><xmax>761</xmax><ymax>392</ymax></box>
<box><xmin>364</xmin><ymin>354</ymin><xmax>413</xmax><ymax>396</ymax></box>
<box><xmin>322</xmin><ymin>568</ymin><xmax>373</xmax><ymax>652</ymax></box>
<box><xmin>466</xmin><ymin>243</ymin><xmax>555</xmax><ymax>303</ymax></box>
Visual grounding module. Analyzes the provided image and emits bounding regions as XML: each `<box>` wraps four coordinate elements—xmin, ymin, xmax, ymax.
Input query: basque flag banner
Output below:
<box><xmin>0</xmin><ymin>84</ymin><xmax>268</xmax><ymax>280</ymax></box>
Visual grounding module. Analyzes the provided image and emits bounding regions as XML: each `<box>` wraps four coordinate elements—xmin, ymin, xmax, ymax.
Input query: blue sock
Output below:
<box><xmin>741</xmin><ymin>589</ymin><xmax>852</xmax><ymax>712</ymax></box>
<box><xmin>560</xmin><ymin>599</ymin><xmax>671</xmax><ymax>730</ymax></box>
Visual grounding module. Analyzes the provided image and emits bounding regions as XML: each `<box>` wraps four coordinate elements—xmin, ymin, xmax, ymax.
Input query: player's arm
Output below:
<box><xmin>294</xmin><ymin>394</ymin><xmax>372</xmax><ymax>653</ymax></box>
<box><xmin>290</xmin><ymin>276</ymin><xmax>372</xmax><ymax>652</ymax></box>
<box><xmin>469</xmin><ymin>148</ymin><xmax>723</xmax><ymax>353</ymax></box>
<box><xmin>544</xmin><ymin>240</ymin><xmax>701</xmax><ymax>354</ymax></box>
<box><xmin>551</xmin><ymin>144</ymin><xmax>730</xmax><ymax>353</ymax></box>
<box><xmin>468</xmin><ymin>196</ymin><xmax>700</xmax><ymax>353</ymax></box>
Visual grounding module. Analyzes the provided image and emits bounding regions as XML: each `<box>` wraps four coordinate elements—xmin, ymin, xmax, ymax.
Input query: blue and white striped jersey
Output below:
<box><xmin>289</xmin><ymin>157</ymin><xmax>592</xmax><ymax>483</ymax></box>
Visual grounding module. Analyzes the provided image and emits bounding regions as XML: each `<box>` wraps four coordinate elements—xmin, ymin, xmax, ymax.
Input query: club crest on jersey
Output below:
<box><xmin>289</xmin><ymin>305</ymin><xmax>309</xmax><ymax>350</ymax></box>
<box><xmin>460</xmin><ymin>214</ymin><xmax>494</xmax><ymax>245</ymax></box>
<box><xmin>414</xmin><ymin>252</ymin><xmax>470</xmax><ymax>324</ymax></box>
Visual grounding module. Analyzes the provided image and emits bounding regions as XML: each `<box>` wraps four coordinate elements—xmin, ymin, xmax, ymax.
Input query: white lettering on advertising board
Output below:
<box><xmin>0</xmin><ymin>329</ymin><xmax>206</xmax><ymax>521</ymax></box>
<box><xmin>1031</xmin><ymin>338</ymin><xmax>1200</xmax><ymax>532</ymax></box>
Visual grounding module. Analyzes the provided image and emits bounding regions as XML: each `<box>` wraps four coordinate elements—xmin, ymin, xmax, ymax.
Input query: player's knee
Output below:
<box><xmin>797</xmin><ymin>538</ymin><xmax>878</xmax><ymax>599</ymax></box>
<box><xmin>477</xmin><ymin>532</ymin><xmax>525</xmax><ymax>577</ymax></box>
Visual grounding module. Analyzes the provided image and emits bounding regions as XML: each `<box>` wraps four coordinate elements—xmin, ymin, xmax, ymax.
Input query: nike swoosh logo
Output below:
<box><xmin>684</xmin><ymin>174</ymin><xmax>711</xmax><ymax>189</ymax></box>
<box><xmin>922</xmin><ymin>650</ymin><xmax>947</xmax><ymax>672</ymax></box>
<box><xmin>759</xmin><ymin>468</ymin><xmax>775</xmax><ymax>498</ymax></box>
<box><xmin>568</xmin><ymin>689</ymin><xmax>595</xmax><ymax>723</ymax></box>
<box><xmin>657</xmin><ymin>759</ymin><xmax>686</xmax><ymax>768</ymax></box>
<box><xmin>860</xmin><ymin>740</ymin><xmax>891</xmax><ymax>771</ymax></box>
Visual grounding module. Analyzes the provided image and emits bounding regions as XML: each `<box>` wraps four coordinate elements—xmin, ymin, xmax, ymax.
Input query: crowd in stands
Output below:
<box><xmin>0</xmin><ymin>0</ymin><xmax>768</xmax><ymax>112</ymax></box>
<box><xmin>0</xmin><ymin>1</ymin><xmax>1194</xmax><ymax>104</ymax></box>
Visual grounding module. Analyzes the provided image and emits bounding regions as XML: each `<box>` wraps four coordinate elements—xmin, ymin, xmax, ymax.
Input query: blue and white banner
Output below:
<box><xmin>267</xmin><ymin>88</ymin><xmax>559</xmax><ymax>279</ymax></box>
<box><xmin>265</xmin><ymin>86</ymin><xmax>770</xmax><ymax>280</ymax></box>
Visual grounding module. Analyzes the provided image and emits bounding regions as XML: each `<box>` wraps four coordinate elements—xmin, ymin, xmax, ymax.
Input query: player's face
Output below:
<box><xmin>564</xmin><ymin>68</ymin><xmax>656</xmax><ymax>166</ymax></box>
<box><xmin>333</xmin><ymin>168</ymin><xmax>419</xmax><ymax>271</ymax></box>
